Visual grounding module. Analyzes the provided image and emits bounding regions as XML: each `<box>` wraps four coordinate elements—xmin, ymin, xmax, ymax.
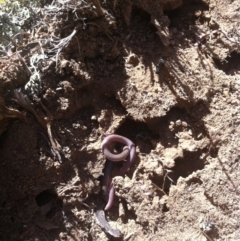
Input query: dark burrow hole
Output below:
<box><xmin>35</xmin><ymin>189</ymin><xmax>58</xmax><ymax>207</ymax></box>
<box><xmin>213</xmin><ymin>52</ymin><xmax>240</xmax><ymax>75</ymax></box>
<box><xmin>130</xmin><ymin>5</ymin><xmax>151</xmax><ymax>26</ymax></box>
<box><xmin>162</xmin><ymin>203</ymin><xmax>169</xmax><ymax>213</ymax></box>
<box><xmin>209</xmin><ymin>145</ymin><xmax>219</xmax><ymax>158</ymax></box>
<box><xmin>115</xmin><ymin>118</ymin><xmax>158</xmax><ymax>154</ymax></box>
<box><xmin>35</xmin><ymin>189</ymin><xmax>62</xmax><ymax>217</ymax></box>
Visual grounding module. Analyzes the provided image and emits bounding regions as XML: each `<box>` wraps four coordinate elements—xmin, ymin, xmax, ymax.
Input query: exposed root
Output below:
<box><xmin>48</xmin><ymin>28</ymin><xmax>78</xmax><ymax>68</ymax></box>
<box><xmin>13</xmin><ymin>89</ymin><xmax>63</xmax><ymax>163</ymax></box>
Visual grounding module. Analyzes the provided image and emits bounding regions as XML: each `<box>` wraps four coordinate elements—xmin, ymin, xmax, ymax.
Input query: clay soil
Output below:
<box><xmin>0</xmin><ymin>0</ymin><xmax>240</xmax><ymax>240</ymax></box>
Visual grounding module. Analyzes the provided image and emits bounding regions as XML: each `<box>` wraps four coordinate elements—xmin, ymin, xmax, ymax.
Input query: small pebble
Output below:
<box><xmin>176</xmin><ymin>120</ymin><xmax>182</xmax><ymax>126</ymax></box>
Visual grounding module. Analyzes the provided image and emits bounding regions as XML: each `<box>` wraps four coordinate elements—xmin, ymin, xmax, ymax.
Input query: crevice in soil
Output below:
<box><xmin>204</xmin><ymin>191</ymin><xmax>218</xmax><ymax>208</ymax></box>
<box><xmin>170</xmin><ymin>149</ymin><xmax>207</xmax><ymax>179</ymax></box>
<box><xmin>159</xmin><ymin>149</ymin><xmax>207</xmax><ymax>194</ymax></box>
<box><xmin>213</xmin><ymin>51</ymin><xmax>240</xmax><ymax>75</ymax></box>
<box><xmin>120</xmin><ymin>199</ymin><xmax>138</xmax><ymax>224</ymax></box>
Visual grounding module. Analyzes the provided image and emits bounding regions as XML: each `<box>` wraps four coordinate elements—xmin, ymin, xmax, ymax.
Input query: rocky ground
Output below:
<box><xmin>0</xmin><ymin>0</ymin><xmax>240</xmax><ymax>240</ymax></box>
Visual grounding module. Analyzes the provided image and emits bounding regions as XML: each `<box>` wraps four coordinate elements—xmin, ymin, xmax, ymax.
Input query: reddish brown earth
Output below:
<box><xmin>0</xmin><ymin>0</ymin><xmax>240</xmax><ymax>240</ymax></box>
